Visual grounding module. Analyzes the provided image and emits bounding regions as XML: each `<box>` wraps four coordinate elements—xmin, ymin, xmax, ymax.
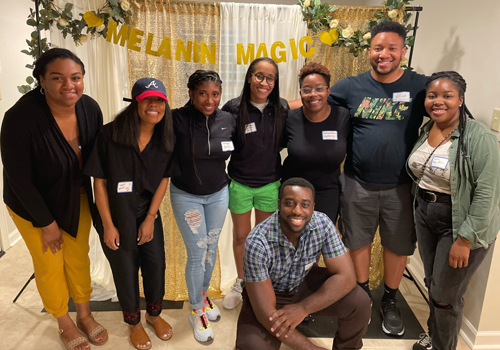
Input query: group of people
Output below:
<box><xmin>1</xmin><ymin>20</ymin><xmax>499</xmax><ymax>350</ymax></box>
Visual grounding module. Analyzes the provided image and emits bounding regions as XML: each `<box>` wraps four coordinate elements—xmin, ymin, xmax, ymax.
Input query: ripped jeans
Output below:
<box><xmin>415</xmin><ymin>196</ymin><xmax>491</xmax><ymax>350</ymax></box>
<box><xmin>170</xmin><ymin>183</ymin><xmax>229</xmax><ymax>310</ymax></box>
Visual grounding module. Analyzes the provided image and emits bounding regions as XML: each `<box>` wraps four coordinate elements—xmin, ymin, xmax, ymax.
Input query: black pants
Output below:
<box><xmin>315</xmin><ymin>187</ymin><xmax>340</xmax><ymax>224</ymax></box>
<box><xmin>415</xmin><ymin>196</ymin><xmax>491</xmax><ymax>350</ymax></box>
<box><xmin>236</xmin><ymin>265</ymin><xmax>371</xmax><ymax>350</ymax></box>
<box><xmin>101</xmin><ymin>213</ymin><xmax>166</xmax><ymax>325</ymax></box>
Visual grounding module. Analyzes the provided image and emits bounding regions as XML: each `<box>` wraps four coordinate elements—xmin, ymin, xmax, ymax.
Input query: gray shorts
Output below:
<box><xmin>338</xmin><ymin>173</ymin><xmax>416</xmax><ymax>256</ymax></box>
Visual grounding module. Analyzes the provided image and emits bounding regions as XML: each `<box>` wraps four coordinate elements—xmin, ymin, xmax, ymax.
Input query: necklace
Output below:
<box><xmin>416</xmin><ymin>126</ymin><xmax>457</xmax><ymax>187</ymax></box>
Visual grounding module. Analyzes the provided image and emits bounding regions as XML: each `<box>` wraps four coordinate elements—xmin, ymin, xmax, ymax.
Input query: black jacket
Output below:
<box><xmin>171</xmin><ymin>104</ymin><xmax>236</xmax><ymax>195</ymax></box>
<box><xmin>1</xmin><ymin>89</ymin><xmax>102</xmax><ymax>237</ymax></box>
<box><xmin>222</xmin><ymin>97</ymin><xmax>288</xmax><ymax>187</ymax></box>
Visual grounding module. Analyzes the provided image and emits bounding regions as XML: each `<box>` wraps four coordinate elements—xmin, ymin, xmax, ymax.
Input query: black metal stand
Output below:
<box><xmin>13</xmin><ymin>273</ymin><xmax>35</xmax><ymax>303</ymax></box>
<box><xmin>405</xmin><ymin>6</ymin><xmax>424</xmax><ymax>68</ymax></box>
<box><xmin>0</xmin><ymin>250</ymin><xmax>5</xmax><ymax>259</ymax></box>
<box><xmin>403</xmin><ymin>266</ymin><xmax>429</xmax><ymax>305</ymax></box>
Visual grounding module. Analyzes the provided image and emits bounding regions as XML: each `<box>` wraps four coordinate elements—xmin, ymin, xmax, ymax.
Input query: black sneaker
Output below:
<box><xmin>413</xmin><ymin>333</ymin><xmax>432</xmax><ymax>349</ymax></box>
<box><xmin>380</xmin><ymin>298</ymin><xmax>405</xmax><ymax>336</ymax></box>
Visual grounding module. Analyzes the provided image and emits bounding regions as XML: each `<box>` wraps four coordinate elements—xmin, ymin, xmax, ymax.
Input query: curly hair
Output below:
<box><xmin>298</xmin><ymin>62</ymin><xmax>331</xmax><ymax>87</ymax></box>
<box><xmin>370</xmin><ymin>21</ymin><xmax>406</xmax><ymax>42</ymax></box>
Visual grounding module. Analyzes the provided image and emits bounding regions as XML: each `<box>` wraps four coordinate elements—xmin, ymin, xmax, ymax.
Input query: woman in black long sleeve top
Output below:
<box><xmin>170</xmin><ymin>70</ymin><xmax>236</xmax><ymax>344</ymax></box>
<box><xmin>221</xmin><ymin>58</ymin><xmax>288</xmax><ymax>310</ymax></box>
<box><xmin>1</xmin><ymin>48</ymin><xmax>107</xmax><ymax>349</ymax></box>
<box><xmin>282</xmin><ymin>62</ymin><xmax>350</xmax><ymax>222</ymax></box>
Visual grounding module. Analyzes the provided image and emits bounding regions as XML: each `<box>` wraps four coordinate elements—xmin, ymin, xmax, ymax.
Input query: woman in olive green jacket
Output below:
<box><xmin>407</xmin><ymin>71</ymin><xmax>500</xmax><ymax>350</ymax></box>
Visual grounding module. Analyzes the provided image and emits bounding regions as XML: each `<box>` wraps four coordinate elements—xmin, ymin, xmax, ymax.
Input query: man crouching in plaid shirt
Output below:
<box><xmin>235</xmin><ymin>177</ymin><xmax>371</xmax><ymax>350</ymax></box>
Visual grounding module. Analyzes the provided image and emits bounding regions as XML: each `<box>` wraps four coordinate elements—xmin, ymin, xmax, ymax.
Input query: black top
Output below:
<box><xmin>282</xmin><ymin>103</ymin><xmax>350</xmax><ymax>190</ymax></box>
<box><xmin>329</xmin><ymin>70</ymin><xmax>427</xmax><ymax>186</ymax></box>
<box><xmin>171</xmin><ymin>104</ymin><xmax>236</xmax><ymax>195</ymax></box>
<box><xmin>222</xmin><ymin>97</ymin><xmax>289</xmax><ymax>188</ymax></box>
<box><xmin>84</xmin><ymin>122</ymin><xmax>180</xmax><ymax>250</ymax></box>
<box><xmin>1</xmin><ymin>89</ymin><xmax>102</xmax><ymax>237</ymax></box>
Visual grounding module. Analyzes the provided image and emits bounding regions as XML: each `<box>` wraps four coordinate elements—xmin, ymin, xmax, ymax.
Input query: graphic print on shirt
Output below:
<box><xmin>354</xmin><ymin>97</ymin><xmax>411</xmax><ymax>120</ymax></box>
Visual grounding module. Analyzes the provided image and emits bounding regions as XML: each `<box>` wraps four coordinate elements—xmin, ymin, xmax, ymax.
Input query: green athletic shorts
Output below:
<box><xmin>228</xmin><ymin>180</ymin><xmax>280</xmax><ymax>214</ymax></box>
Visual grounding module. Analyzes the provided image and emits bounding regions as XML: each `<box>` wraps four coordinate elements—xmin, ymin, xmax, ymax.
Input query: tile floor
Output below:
<box><xmin>0</xmin><ymin>241</ymin><xmax>471</xmax><ymax>350</ymax></box>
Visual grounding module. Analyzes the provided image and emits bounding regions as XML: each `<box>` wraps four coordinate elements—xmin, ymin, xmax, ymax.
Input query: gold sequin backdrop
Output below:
<box><xmin>129</xmin><ymin>0</ymin><xmax>222</xmax><ymax>301</ymax></box>
<box><xmin>309</xmin><ymin>6</ymin><xmax>387</xmax><ymax>290</ymax></box>
<box><xmin>130</xmin><ymin>3</ymin><xmax>391</xmax><ymax>299</ymax></box>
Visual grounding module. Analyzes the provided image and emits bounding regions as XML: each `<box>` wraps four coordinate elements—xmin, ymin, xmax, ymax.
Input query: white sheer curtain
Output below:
<box><xmin>218</xmin><ymin>3</ymin><xmax>307</xmax><ymax>293</ymax></box>
<box><xmin>219</xmin><ymin>3</ymin><xmax>307</xmax><ymax>103</ymax></box>
<box><xmin>50</xmin><ymin>0</ymin><xmax>130</xmax><ymax>300</ymax></box>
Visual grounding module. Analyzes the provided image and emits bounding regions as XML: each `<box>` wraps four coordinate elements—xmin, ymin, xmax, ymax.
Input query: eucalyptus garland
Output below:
<box><xmin>18</xmin><ymin>0</ymin><xmax>132</xmax><ymax>94</ymax></box>
<box><xmin>299</xmin><ymin>0</ymin><xmax>415</xmax><ymax>66</ymax></box>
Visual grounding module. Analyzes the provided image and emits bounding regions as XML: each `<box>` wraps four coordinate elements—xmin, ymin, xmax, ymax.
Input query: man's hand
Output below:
<box><xmin>449</xmin><ymin>236</ymin><xmax>471</xmax><ymax>268</ymax></box>
<box><xmin>269</xmin><ymin>303</ymin><xmax>308</xmax><ymax>338</ymax></box>
<box><xmin>41</xmin><ymin>221</ymin><xmax>63</xmax><ymax>254</ymax></box>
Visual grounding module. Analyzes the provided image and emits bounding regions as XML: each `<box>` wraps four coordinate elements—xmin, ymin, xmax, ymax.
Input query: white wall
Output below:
<box><xmin>401</xmin><ymin>2</ymin><xmax>500</xmax><ymax>347</ymax></box>
<box><xmin>0</xmin><ymin>0</ymin><xmax>34</xmax><ymax>249</ymax></box>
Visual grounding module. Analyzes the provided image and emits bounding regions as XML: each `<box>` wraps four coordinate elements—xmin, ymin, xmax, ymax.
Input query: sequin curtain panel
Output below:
<box><xmin>129</xmin><ymin>0</ymin><xmax>222</xmax><ymax>301</ymax></box>
<box><xmin>309</xmin><ymin>6</ymin><xmax>386</xmax><ymax>290</ymax></box>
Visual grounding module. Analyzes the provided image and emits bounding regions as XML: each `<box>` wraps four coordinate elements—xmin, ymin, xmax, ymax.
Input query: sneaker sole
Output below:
<box><xmin>380</xmin><ymin>306</ymin><xmax>405</xmax><ymax>336</ymax></box>
<box><xmin>189</xmin><ymin>316</ymin><xmax>214</xmax><ymax>344</ymax></box>
<box><xmin>207</xmin><ymin>314</ymin><xmax>221</xmax><ymax>322</ymax></box>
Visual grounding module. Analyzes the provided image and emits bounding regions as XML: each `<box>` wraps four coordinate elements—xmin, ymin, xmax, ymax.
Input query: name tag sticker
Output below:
<box><xmin>245</xmin><ymin>122</ymin><xmax>257</xmax><ymax>134</ymax></box>
<box><xmin>393</xmin><ymin>91</ymin><xmax>411</xmax><ymax>102</ymax></box>
<box><xmin>431</xmin><ymin>156</ymin><xmax>449</xmax><ymax>169</ymax></box>
<box><xmin>305</xmin><ymin>262</ymin><xmax>314</xmax><ymax>271</ymax></box>
<box><xmin>117</xmin><ymin>181</ymin><xmax>133</xmax><ymax>193</ymax></box>
<box><xmin>221</xmin><ymin>141</ymin><xmax>234</xmax><ymax>152</ymax></box>
<box><xmin>322</xmin><ymin>130</ymin><xmax>338</xmax><ymax>140</ymax></box>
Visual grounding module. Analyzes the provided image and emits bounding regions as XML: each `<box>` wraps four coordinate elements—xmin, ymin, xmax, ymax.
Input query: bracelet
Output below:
<box><xmin>146</xmin><ymin>212</ymin><xmax>157</xmax><ymax>219</ymax></box>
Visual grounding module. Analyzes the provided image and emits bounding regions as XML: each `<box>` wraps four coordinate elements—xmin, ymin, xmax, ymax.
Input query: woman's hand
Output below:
<box><xmin>137</xmin><ymin>215</ymin><xmax>155</xmax><ymax>245</ymax></box>
<box><xmin>103</xmin><ymin>225</ymin><xmax>120</xmax><ymax>250</ymax></box>
<box><xmin>449</xmin><ymin>236</ymin><xmax>471</xmax><ymax>268</ymax></box>
<box><xmin>41</xmin><ymin>221</ymin><xmax>63</xmax><ymax>254</ymax></box>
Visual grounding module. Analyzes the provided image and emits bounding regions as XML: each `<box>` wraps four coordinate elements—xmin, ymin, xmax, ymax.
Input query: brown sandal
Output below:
<box><xmin>146</xmin><ymin>316</ymin><xmax>173</xmax><ymax>340</ymax></box>
<box><xmin>59</xmin><ymin>324</ymin><xmax>89</xmax><ymax>350</ymax></box>
<box><xmin>130</xmin><ymin>326</ymin><xmax>152</xmax><ymax>350</ymax></box>
<box><xmin>76</xmin><ymin>313</ymin><xmax>108</xmax><ymax>346</ymax></box>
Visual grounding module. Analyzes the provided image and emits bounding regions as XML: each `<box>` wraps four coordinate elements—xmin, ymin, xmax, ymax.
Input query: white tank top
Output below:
<box><xmin>408</xmin><ymin>139</ymin><xmax>452</xmax><ymax>194</ymax></box>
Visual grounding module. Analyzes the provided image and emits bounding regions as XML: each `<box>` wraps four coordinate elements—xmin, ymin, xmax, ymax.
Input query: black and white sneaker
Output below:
<box><xmin>413</xmin><ymin>333</ymin><xmax>433</xmax><ymax>349</ymax></box>
<box><xmin>380</xmin><ymin>298</ymin><xmax>405</xmax><ymax>336</ymax></box>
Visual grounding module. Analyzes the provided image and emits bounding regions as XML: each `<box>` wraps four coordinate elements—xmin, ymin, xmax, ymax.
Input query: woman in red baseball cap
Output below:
<box><xmin>85</xmin><ymin>78</ymin><xmax>179</xmax><ymax>350</ymax></box>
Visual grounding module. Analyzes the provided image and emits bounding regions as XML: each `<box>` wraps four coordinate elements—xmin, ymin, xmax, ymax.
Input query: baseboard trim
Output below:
<box><xmin>407</xmin><ymin>255</ymin><xmax>500</xmax><ymax>349</ymax></box>
<box><xmin>471</xmin><ymin>331</ymin><xmax>500</xmax><ymax>349</ymax></box>
<box><xmin>8</xmin><ymin>228</ymin><xmax>21</xmax><ymax>247</ymax></box>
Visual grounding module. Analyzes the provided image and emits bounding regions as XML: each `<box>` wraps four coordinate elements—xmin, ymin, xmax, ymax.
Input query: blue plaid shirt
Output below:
<box><xmin>244</xmin><ymin>211</ymin><xmax>347</xmax><ymax>292</ymax></box>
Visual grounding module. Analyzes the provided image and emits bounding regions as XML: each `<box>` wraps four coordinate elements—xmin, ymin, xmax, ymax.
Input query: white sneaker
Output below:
<box><xmin>223</xmin><ymin>278</ymin><xmax>243</xmax><ymax>310</ymax></box>
<box><xmin>189</xmin><ymin>307</ymin><xmax>214</xmax><ymax>344</ymax></box>
<box><xmin>203</xmin><ymin>292</ymin><xmax>221</xmax><ymax>322</ymax></box>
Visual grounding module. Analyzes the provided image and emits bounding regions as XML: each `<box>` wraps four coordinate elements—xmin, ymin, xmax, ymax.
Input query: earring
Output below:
<box><xmin>40</xmin><ymin>87</ymin><xmax>45</xmax><ymax>95</ymax></box>
<box><xmin>459</xmin><ymin>104</ymin><xmax>462</xmax><ymax>107</ymax></box>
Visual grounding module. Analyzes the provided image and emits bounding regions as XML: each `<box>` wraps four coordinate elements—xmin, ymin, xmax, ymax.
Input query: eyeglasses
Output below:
<box><xmin>300</xmin><ymin>86</ymin><xmax>328</xmax><ymax>95</ymax></box>
<box><xmin>251</xmin><ymin>73</ymin><xmax>275</xmax><ymax>85</ymax></box>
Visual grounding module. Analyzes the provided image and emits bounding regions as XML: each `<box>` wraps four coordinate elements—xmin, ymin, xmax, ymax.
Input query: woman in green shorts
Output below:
<box><xmin>221</xmin><ymin>57</ymin><xmax>289</xmax><ymax>309</ymax></box>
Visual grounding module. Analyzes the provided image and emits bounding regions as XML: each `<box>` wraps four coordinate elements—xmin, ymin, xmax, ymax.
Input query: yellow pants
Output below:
<box><xmin>7</xmin><ymin>192</ymin><xmax>92</xmax><ymax>318</ymax></box>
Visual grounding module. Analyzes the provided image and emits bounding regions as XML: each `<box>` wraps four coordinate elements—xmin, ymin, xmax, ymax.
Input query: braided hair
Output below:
<box><xmin>426</xmin><ymin>71</ymin><xmax>474</xmax><ymax>188</ymax></box>
<box><xmin>237</xmin><ymin>57</ymin><xmax>287</xmax><ymax>148</ymax></box>
<box><xmin>186</xmin><ymin>70</ymin><xmax>223</xmax><ymax>185</ymax></box>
